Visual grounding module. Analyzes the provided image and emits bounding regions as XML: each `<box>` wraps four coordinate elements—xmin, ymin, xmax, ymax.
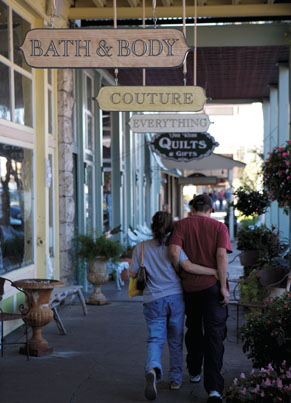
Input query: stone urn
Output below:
<box><xmin>86</xmin><ymin>258</ymin><xmax>109</xmax><ymax>305</ymax></box>
<box><xmin>13</xmin><ymin>278</ymin><xmax>64</xmax><ymax>357</ymax></box>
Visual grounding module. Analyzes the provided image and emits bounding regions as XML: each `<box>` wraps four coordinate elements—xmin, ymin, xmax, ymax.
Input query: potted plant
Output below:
<box><xmin>223</xmin><ymin>362</ymin><xmax>291</xmax><ymax>402</ymax></box>
<box><xmin>76</xmin><ymin>233</ymin><xmax>123</xmax><ymax>305</ymax></box>
<box><xmin>237</xmin><ymin>225</ymin><xmax>281</xmax><ymax>274</ymax></box>
<box><xmin>240</xmin><ymin>292</ymin><xmax>291</xmax><ymax>369</ymax></box>
<box><xmin>119</xmin><ymin>245</ymin><xmax>134</xmax><ymax>281</ymax></box>
<box><xmin>232</xmin><ymin>185</ymin><xmax>271</xmax><ymax>220</ymax></box>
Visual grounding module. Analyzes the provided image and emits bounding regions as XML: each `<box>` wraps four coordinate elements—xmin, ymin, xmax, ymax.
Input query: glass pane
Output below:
<box><xmin>103</xmin><ymin>172</ymin><xmax>111</xmax><ymax>232</ymax></box>
<box><xmin>0</xmin><ymin>143</ymin><xmax>34</xmax><ymax>273</ymax></box>
<box><xmin>14</xmin><ymin>71</ymin><xmax>32</xmax><ymax>127</ymax></box>
<box><xmin>86</xmin><ymin>75</ymin><xmax>92</xmax><ymax>112</ymax></box>
<box><xmin>0</xmin><ymin>1</ymin><xmax>9</xmax><ymax>59</ymax></box>
<box><xmin>48</xmin><ymin>154</ymin><xmax>54</xmax><ymax>257</ymax></box>
<box><xmin>87</xmin><ymin>115</ymin><xmax>93</xmax><ymax>150</ymax></box>
<box><xmin>48</xmin><ymin>69</ymin><xmax>52</xmax><ymax>85</ymax></box>
<box><xmin>48</xmin><ymin>89</ymin><xmax>53</xmax><ymax>134</ymax></box>
<box><xmin>12</xmin><ymin>11</ymin><xmax>31</xmax><ymax>72</ymax></box>
<box><xmin>85</xmin><ymin>165</ymin><xmax>93</xmax><ymax>233</ymax></box>
<box><xmin>0</xmin><ymin>62</ymin><xmax>11</xmax><ymax>121</ymax></box>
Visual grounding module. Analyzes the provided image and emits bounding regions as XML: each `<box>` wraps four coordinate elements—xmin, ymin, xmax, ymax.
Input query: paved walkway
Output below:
<box><xmin>1</xmin><ymin>241</ymin><xmax>251</xmax><ymax>403</ymax></box>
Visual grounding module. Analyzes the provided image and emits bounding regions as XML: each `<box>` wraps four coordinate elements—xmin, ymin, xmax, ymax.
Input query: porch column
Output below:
<box><xmin>269</xmin><ymin>85</ymin><xmax>279</xmax><ymax>228</ymax></box>
<box><xmin>278</xmin><ymin>64</ymin><xmax>289</xmax><ymax>238</ymax></box>
<box><xmin>228</xmin><ymin>169</ymin><xmax>234</xmax><ymax>242</ymax></box>
<box><xmin>263</xmin><ymin>99</ymin><xmax>271</xmax><ymax>228</ymax></box>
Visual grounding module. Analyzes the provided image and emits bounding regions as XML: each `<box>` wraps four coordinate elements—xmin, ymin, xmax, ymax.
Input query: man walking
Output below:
<box><xmin>169</xmin><ymin>194</ymin><xmax>232</xmax><ymax>403</ymax></box>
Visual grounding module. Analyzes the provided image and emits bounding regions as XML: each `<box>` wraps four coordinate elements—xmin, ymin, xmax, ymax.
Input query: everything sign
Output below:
<box><xmin>129</xmin><ymin>114</ymin><xmax>211</xmax><ymax>133</ymax></box>
<box><xmin>20</xmin><ymin>28</ymin><xmax>190</xmax><ymax>69</ymax></box>
<box><xmin>150</xmin><ymin>133</ymin><xmax>219</xmax><ymax>161</ymax></box>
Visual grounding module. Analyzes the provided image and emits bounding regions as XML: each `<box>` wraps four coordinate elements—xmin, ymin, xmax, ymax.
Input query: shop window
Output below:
<box><xmin>102</xmin><ymin>111</ymin><xmax>112</xmax><ymax>232</ymax></box>
<box><xmin>14</xmin><ymin>71</ymin><xmax>32</xmax><ymax>127</ymax></box>
<box><xmin>48</xmin><ymin>154</ymin><xmax>54</xmax><ymax>257</ymax></box>
<box><xmin>0</xmin><ymin>62</ymin><xmax>11</xmax><ymax>121</ymax></box>
<box><xmin>85</xmin><ymin>163</ymin><xmax>94</xmax><ymax>233</ymax></box>
<box><xmin>0</xmin><ymin>1</ymin><xmax>33</xmax><ymax>128</ymax></box>
<box><xmin>0</xmin><ymin>143</ymin><xmax>34</xmax><ymax>273</ymax></box>
<box><xmin>12</xmin><ymin>10</ymin><xmax>31</xmax><ymax>72</ymax></box>
<box><xmin>84</xmin><ymin>73</ymin><xmax>94</xmax><ymax>151</ymax></box>
<box><xmin>0</xmin><ymin>1</ymin><xmax>9</xmax><ymax>59</ymax></box>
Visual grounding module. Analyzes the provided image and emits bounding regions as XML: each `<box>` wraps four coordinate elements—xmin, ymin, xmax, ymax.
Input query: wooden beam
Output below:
<box><xmin>68</xmin><ymin>4</ymin><xmax>291</xmax><ymax>20</ymax></box>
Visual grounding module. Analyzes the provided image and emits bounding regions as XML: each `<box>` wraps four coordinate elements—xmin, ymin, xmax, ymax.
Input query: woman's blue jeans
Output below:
<box><xmin>143</xmin><ymin>294</ymin><xmax>185</xmax><ymax>384</ymax></box>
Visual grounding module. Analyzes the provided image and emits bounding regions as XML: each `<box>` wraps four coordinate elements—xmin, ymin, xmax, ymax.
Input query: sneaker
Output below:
<box><xmin>169</xmin><ymin>381</ymin><xmax>182</xmax><ymax>390</ymax></box>
<box><xmin>189</xmin><ymin>374</ymin><xmax>201</xmax><ymax>383</ymax></box>
<box><xmin>207</xmin><ymin>391</ymin><xmax>222</xmax><ymax>402</ymax></box>
<box><xmin>144</xmin><ymin>370</ymin><xmax>157</xmax><ymax>400</ymax></box>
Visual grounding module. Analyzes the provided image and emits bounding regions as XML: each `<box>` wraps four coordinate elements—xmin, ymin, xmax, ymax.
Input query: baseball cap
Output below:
<box><xmin>192</xmin><ymin>194</ymin><xmax>214</xmax><ymax>211</ymax></box>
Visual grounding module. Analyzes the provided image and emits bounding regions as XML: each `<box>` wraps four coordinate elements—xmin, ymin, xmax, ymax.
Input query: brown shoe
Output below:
<box><xmin>169</xmin><ymin>381</ymin><xmax>182</xmax><ymax>390</ymax></box>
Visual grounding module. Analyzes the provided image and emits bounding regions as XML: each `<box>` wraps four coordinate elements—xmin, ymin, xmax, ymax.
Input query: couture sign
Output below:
<box><xmin>19</xmin><ymin>28</ymin><xmax>190</xmax><ymax>69</ymax></box>
<box><xmin>129</xmin><ymin>113</ymin><xmax>211</xmax><ymax>133</ymax></box>
<box><xmin>150</xmin><ymin>132</ymin><xmax>219</xmax><ymax>161</ymax></box>
<box><xmin>97</xmin><ymin>86</ymin><xmax>206</xmax><ymax>112</ymax></box>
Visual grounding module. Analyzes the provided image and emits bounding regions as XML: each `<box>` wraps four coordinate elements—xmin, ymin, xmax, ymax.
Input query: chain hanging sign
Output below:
<box><xmin>19</xmin><ymin>28</ymin><xmax>190</xmax><ymax>69</ymax></box>
<box><xmin>129</xmin><ymin>113</ymin><xmax>210</xmax><ymax>133</ymax></box>
<box><xmin>150</xmin><ymin>132</ymin><xmax>219</xmax><ymax>161</ymax></box>
<box><xmin>97</xmin><ymin>86</ymin><xmax>206</xmax><ymax>112</ymax></box>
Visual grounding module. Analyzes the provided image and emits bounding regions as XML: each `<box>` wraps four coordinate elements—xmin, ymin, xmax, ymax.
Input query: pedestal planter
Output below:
<box><xmin>87</xmin><ymin>258</ymin><xmax>109</xmax><ymax>305</ymax></box>
<box><xmin>13</xmin><ymin>279</ymin><xmax>64</xmax><ymax>357</ymax></box>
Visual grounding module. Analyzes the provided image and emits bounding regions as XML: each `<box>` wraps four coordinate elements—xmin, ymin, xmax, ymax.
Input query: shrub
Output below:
<box><xmin>240</xmin><ymin>293</ymin><xmax>291</xmax><ymax>368</ymax></box>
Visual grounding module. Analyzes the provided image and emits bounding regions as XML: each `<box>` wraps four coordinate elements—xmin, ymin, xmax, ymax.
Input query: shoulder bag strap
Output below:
<box><xmin>140</xmin><ymin>241</ymin><xmax>144</xmax><ymax>266</ymax></box>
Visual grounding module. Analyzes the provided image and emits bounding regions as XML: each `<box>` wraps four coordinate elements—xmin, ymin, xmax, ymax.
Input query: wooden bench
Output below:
<box><xmin>50</xmin><ymin>285</ymin><xmax>87</xmax><ymax>335</ymax></box>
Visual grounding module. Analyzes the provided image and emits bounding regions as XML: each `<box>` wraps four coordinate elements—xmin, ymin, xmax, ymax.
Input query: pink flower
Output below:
<box><xmin>288</xmin><ymin>140</ymin><xmax>291</xmax><ymax>144</ymax></box>
<box><xmin>261</xmin><ymin>391</ymin><xmax>265</xmax><ymax>398</ymax></box>
<box><xmin>239</xmin><ymin>388</ymin><xmax>246</xmax><ymax>395</ymax></box>
<box><xmin>286</xmin><ymin>161</ymin><xmax>290</xmax><ymax>166</ymax></box>
<box><xmin>240</xmin><ymin>373</ymin><xmax>246</xmax><ymax>379</ymax></box>
<box><xmin>264</xmin><ymin>378</ymin><xmax>271</xmax><ymax>386</ymax></box>
<box><xmin>277</xmin><ymin>378</ymin><xmax>283</xmax><ymax>388</ymax></box>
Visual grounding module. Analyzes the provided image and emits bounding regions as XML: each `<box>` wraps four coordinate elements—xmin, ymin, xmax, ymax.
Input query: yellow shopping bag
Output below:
<box><xmin>128</xmin><ymin>277</ymin><xmax>143</xmax><ymax>298</ymax></box>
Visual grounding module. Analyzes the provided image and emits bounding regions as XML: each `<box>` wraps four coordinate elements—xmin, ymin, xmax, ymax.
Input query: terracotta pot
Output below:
<box><xmin>239</xmin><ymin>250</ymin><xmax>262</xmax><ymax>267</ymax></box>
<box><xmin>13</xmin><ymin>279</ymin><xmax>64</xmax><ymax>357</ymax></box>
<box><xmin>87</xmin><ymin>258</ymin><xmax>109</xmax><ymax>305</ymax></box>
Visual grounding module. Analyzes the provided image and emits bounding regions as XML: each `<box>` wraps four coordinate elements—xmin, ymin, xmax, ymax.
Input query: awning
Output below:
<box><xmin>161</xmin><ymin>153</ymin><xmax>245</xmax><ymax>172</ymax></box>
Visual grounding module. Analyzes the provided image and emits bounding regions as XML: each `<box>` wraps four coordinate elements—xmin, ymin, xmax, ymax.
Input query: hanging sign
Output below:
<box><xmin>128</xmin><ymin>113</ymin><xmax>211</xmax><ymax>133</ymax></box>
<box><xmin>19</xmin><ymin>28</ymin><xmax>190</xmax><ymax>69</ymax></box>
<box><xmin>97</xmin><ymin>86</ymin><xmax>206</xmax><ymax>112</ymax></box>
<box><xmin>150</xmin><ymin>132</ymin><xmax>219</xmax><ymax>161</ymax></box>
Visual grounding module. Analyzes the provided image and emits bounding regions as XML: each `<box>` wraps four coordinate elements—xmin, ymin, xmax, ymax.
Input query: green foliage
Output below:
<box><xmin>238</xmin><ymin>269</ymin><xmax>265</xmax><ymax>304</ymax></box>
<box><xmin>240</xmin><ymin>293</ymin><xmax>291</xmax><ymax>369</ymax></box>
<box><xmin>232</xmin><ymin>185</ymin><xmax>270</xmax><ymax>217</ymax></box>
<box><xmin>76</xmin><ymin>234</ymin><xmax>123</xmax><ymax>263</ymax></box>
<box><xmin>223</xmin><ymin>362</ymin><xmax>291</xmax><ymax>402</ymax></box>
<box><xmin>237</xmin><ymin>226</ymin><xmax>281</xmax><ymax>261</ymax></box>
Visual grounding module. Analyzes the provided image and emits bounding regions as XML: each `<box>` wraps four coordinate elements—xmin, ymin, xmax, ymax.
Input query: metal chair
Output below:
<box><xmin>0</xmin><ymin>277</ymin><xmax>30</xmax><ymax>359</ymax></box>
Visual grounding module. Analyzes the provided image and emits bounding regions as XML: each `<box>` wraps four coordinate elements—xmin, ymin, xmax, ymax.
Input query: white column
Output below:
<box><xmin>278</xmin><ymin>64</ymin><xmax>290</xmax><ymax>239</ymax></box>
<box><xmin>111</xmin><ymin>112</ymin><xmax>122</xmax><ymax>240</ymax></box>
<box><xmin>228</xmin><ymin>169</ymin><xmax>234</xmax><ymax>241</ymax></box>
<box><xmin>269</xmin><ymin>85</ymin><xmax>279</xmax><ymax>228</ymax></box>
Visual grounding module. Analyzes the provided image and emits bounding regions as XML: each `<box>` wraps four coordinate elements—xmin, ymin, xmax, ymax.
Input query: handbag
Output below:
<box><xmin>136</xmin><ymin>242</ymin><xmax>147</xmax><ymax>291</ymax></box>
<box><xmin>128</xmin><ymin>242</ymin><xmax>147</xmax><ymax>298</ymax></box>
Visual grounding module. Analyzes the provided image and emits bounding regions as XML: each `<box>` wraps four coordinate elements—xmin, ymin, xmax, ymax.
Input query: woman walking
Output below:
<box><xmin>130</xmin><ymin>211</ymin><xmax>218</xmax><ymax>400</ymax></box>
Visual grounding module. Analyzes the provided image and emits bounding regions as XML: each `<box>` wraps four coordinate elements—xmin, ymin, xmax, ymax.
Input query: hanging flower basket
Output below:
<box><xmin>262</xmin><ymin>140</ymin><xmax>291</xmax><ymax>214</ymax></box>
